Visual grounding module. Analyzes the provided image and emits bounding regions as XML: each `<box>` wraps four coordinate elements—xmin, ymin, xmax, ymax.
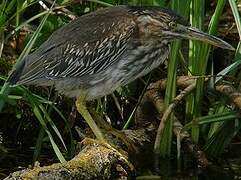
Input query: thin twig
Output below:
<box><xmin>0</xmin><ymin>31</ymin><xmax>4</xmax><ymax>58</ymax></box>
<box><xmin>40</xmin><ymin>0</ymin><xmax>77</xmax><ymax>20</ymax></box>
<box><xmin>153</xmin><ymin>82</ymin><xmax>196</xmax><ymax>155</ymax></box>
<box><xmin>111</xmin><ymin>93</ymin><xmax>123</xmax><ymax>119</ymax></box>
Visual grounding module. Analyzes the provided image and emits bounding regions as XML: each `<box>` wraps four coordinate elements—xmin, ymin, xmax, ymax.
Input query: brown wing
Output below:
<box><xmin>16</xmin><ymin>6</ymin><xmax>136</xmax><ymax>85</ymax></box>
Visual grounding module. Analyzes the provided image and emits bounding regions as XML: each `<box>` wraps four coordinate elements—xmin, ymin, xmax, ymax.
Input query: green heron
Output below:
<box><xmin>8</xmin><ymin>6</ymin><xmax>233</xmax><ymax>143</ymax></box>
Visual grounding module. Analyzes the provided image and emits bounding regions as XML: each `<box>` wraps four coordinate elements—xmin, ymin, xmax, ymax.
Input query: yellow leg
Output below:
<box><xmin>75</xmin><ymin>96</ymin><xmax>104</xmax><ymax>142</ymax></box>
<box><xmin>88</xmin><ymin>108</ymin><xmax>137</xmax><ymax>152</ymax></box>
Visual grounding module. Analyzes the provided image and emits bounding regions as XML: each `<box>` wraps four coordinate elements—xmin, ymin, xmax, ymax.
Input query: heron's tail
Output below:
<box><xmin>7</xmin><ymin>61</ymin><xmax>25</xmax><ymax>85</ymax></box>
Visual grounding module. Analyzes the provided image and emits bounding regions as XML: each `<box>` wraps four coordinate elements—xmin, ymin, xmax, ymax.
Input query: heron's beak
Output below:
<box><xmin>163</xmin><ymin>26</ymin><xmax>235</xmax><ymax>51</ymax></box>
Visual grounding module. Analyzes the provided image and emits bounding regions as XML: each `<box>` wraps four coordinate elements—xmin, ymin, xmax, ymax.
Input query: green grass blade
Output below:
<box><xmin>182</xmin><ymin>111</ymin><xmax>239</xmax><ymax>131</ymax></box>
<box><xmin>204</xmin><ymin>119</ymin><xmax>241</xmax><ymax>157</ymax></box>
<box><xmin>158</xmin><ymin>0</ymin><xmax>190</xmax><ymax>158</ymax></box>
<box><xmin>52</xmin><ymin>106</ymin><xmax>75</xmax><ymax>158</ymax></box>
<box><xmin>123</xmin><ymin>73</ymin><xmax>152</xmax><ymax>130</ymax></box>
<box><xmin>229</xmin><ymin>0</ymin><xmax>241</xmax><ymax>38</ymax></box>
<box><xmin>28</xmin><ymin>93</ymin><xmax>66</xmax><ymax>163</ymax></box>
<box><xmin>38</xmin><ymin>104</ymin><xmax>67</xmax><ymax>151</ymax></box>
<box><xmin>215</xmin><ymin>49</ymin><xmax>241</xmax><ymax>83</ymax></box>
<box><xmin>33</xmin><ymin>127</ymin><xmax>45</xmax><ymax>162</ymax></box>
<box><xmin>160</xmin><ymin>41</ymin><xmax>179</xmax><ymax>157</ymax></box>
<box><xmin>0</xmin><ymin>1</ymin><xmax>55</xmax><ymax>112</ymax></box>
<box><xmin>186</xmin><ymin>0</ymin><xmax>227</xmax><ymax>143</ymax></box>
<box><xmin>87</xmin><ymin>0</ymin><xmax>113</xmax><ymax>6</ymax></box>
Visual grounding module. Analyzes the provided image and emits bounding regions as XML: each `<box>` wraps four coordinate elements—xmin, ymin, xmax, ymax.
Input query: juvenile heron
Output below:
<box><xmin>8</xmin><ymin>6</ymin><xmax>234</xmax><ymax>143</ymax></box>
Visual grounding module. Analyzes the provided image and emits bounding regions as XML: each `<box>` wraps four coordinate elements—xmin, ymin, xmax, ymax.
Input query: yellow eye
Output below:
<box><xmin>169</xmin><ymin>22</ymin><xmax>177</xmax><ymax>28</ymax></box>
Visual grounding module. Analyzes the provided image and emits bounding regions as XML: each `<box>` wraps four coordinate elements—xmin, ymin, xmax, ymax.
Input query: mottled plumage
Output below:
<box><xmin>8</xmin><ymin>5</ymin><xmax>233</xmax><ymax>100</ymax></box>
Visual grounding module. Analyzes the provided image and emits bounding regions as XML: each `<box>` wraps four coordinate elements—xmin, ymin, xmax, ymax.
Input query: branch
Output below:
<box><xmin>137</xmin><ymin>76</ymin><xmax>209</xmax><ymax>168</ymax></box>
<box><xmin>216</xmin><ymin>84</ymin><xmax>241</xmax><ymax>110</ymax></box>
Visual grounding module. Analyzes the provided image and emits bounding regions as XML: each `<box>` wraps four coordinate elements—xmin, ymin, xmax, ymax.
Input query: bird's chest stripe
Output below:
<box><xmin>116</xmin><ymin>42</ymin><xmax>169</xmax><ymax>85</ymax></box>
<box><xmin>128</xmin><ymin>43</ymin><xmax>168</xmax><ymax>67</ymax></box>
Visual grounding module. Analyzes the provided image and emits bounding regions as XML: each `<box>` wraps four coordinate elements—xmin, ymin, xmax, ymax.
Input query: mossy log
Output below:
<box><xmin>4</xmin><ymin>128</ymin><xmax>153</xmax><ymax>179</ymax></box>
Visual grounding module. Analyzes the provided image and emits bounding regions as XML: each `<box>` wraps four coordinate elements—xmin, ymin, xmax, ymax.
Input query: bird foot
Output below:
<box><xmin>88</xmin><ymin>108</ymin><xmax>137</xmax><ymax>153</ymax></box>
<box><xmin>105</xmin><ymin>128</ymin><xmax>138</xmax><ymax>153</ymax></box>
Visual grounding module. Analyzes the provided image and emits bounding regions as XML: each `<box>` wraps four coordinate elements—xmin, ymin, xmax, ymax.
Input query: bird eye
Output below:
<box><xmin>169</xmin><ymin>22</ymin><xmax>177</xmax><ymax>28</ymax></box>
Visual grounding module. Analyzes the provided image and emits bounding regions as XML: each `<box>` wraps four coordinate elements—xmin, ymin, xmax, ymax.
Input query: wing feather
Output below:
<box><xmin>13</xmin><ymin>6</ymin><xmax>136</xmax><ymax>85</ymax></box>
<box><xmin>45</xmin><ymin>23</ymin><xmax>135</xmax><ymax>79</ymax></box>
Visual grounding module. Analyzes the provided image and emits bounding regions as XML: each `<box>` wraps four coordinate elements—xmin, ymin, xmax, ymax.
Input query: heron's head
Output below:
<box><xmin>130</xmin><ymin>6</ymin><xmax>234</xmax><ymax>50</ymax></box>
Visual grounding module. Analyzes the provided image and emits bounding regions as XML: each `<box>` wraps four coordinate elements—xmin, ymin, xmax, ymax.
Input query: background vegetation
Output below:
<box><xmin>0</xmin><ymin>0</ymin><xmax>240</xmax><ymax>178</ymax></box>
